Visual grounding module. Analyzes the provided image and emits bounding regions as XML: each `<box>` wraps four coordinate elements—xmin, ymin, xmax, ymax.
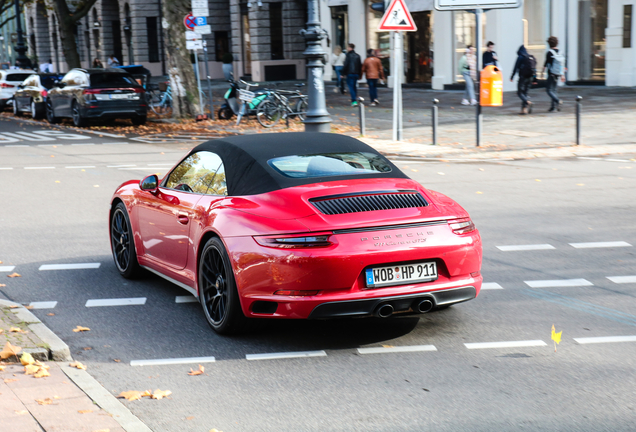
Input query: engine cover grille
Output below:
<box><xmin>310</xmin><ymin>191</ymin><xmax>428</xmax><ymax>215</ymax></box>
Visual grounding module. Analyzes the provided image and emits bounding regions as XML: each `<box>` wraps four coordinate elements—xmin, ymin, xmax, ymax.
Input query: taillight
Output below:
<box><xmin>253</xmin><ymin>234</ymin><xmax>333</xmax><ymax>248</ymax></box>
<box><xmin>1</xmin><ymin>83</ymin><xmax>15</xmax><ymax>88</ymax></box>
<box><xmin>449</xmin><ymin>217</ymin><xmax>476</xmax><ymax>234</ymax></box>
<box><xmin>42</xmin><ymin>90</ymin><xmax>48</xmax><ymax>98</ymax></box>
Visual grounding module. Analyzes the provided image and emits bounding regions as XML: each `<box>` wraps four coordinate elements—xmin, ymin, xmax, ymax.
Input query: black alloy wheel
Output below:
<box><xmin>111</xmin><ymin>202</ymin><xmax>140</xmax><ymax>279</ymax></box>
<box><xmin>12</xmin><ymin>98</ymin><xmax>21</xmax><ymax>116</ymax></box>
<box><xmin>72</xmin><ymin>101</ymin><xmax>87</xmax><ymax>127</ymax></box>
<box><xmin>46</xmin><ymin>100</ymin><xmax>60</xmax><ymax>124</ymax></box>
<box><xmin>31</xmin><ymin>100</ymin><xmax>42</xmax><ymax>120</ymax></box>
<box><xmin>199</xmin><ymin>237</ymin><xmax>246</xmax><ymax>334</ymax></box>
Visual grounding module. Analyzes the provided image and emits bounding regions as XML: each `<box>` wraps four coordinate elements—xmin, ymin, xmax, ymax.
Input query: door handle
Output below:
<box><xmin>177</xmin><ymin>215</ymin><xmax>189</xmax><ymax>225</ymax></box>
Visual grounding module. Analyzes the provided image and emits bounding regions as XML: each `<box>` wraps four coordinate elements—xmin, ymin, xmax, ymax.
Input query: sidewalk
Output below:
<box><xmin>0</xmin><ymin>300</ymin><xmax>151</xmax><ymax>432</ymax></box>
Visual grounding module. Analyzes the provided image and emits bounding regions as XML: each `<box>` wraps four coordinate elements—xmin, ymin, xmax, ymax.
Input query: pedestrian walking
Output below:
<box><xmin>331</xmin><ymin>46</ymin><xmax>346</xmax><ymax>94</ymax></box>
<box><xmin>458</xmin><ymin>46</ymin><xmax>477</xmax><ymax>106</ymax></box>
<box><xmin>39</xmin><ymin>59</ymin><xmax>54</xmax><ymax>73</ymax></box>
<box><xmin>222</xmin><ymin>53</ymin><xmax>234</xmax><ymax>81</ymax></box>
<box><xmin>510</xmin><ymin>45</ymin><xmax>536</xmax><ymax>114</ymax></box>
<box><xmin>107</xmin><ymin>54</ymin><xmax>120</xmax><ymax>67</ymax></box>
<box><xmin>482</xmin><ymin>41</ymin><xmax>498</xmax><ymax>67</ymax></box>
<box><xmin>361</xmin><ymin>48</ymin><xmax>385</xmax><ymax>106</ymax></box>
<box><xmin>542</xmin><ymin>36</ymin><xmax>565</xmax><ymax>112</ymax></box>
<box><xmin>341</xmin><ymin>43</ymin><xmax>362</xmax><ymax>107</ymax></box>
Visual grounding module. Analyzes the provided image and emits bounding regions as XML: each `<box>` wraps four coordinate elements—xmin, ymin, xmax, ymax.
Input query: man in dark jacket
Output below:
<box><xmin>510</xmin><ymin>45</ymin><xmax>534</xmax><ymax>115</ymax></box>
<box><xmin>341</xmin><ymin>43</ymin><xmax>362</xmax><ymax>106</ymax></box>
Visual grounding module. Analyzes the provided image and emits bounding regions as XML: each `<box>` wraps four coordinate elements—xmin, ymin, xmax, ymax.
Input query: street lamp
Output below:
<box><xmin>300</xmin><ymin>0</ymin><xmax>331</xmax><ymax>133</ymax></box>
<box><xmin>13</xmin><ymin>0</ymin><xmax>30</xmax><ymax>68</ymax></box>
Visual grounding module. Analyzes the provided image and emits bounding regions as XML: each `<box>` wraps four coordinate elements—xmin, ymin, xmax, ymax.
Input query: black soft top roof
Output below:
<box><xmin>190</xmin><ymin>133</ymin><xmax>407</xmax><ymax>196</ymax></box>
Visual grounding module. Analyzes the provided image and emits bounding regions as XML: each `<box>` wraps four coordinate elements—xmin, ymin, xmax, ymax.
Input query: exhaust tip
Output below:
<box><xmin>375</xmin><ymin>303</ymin><xmax>394</xmax><ymax>318</ymax></box>
<box><xmin>415</xmin><ymin>299</ymin><xmax>434</xmax><ymax>314</ymax></box>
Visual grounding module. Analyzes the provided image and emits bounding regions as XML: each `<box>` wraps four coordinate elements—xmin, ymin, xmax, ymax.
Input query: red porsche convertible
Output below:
<box><xmin>110</xmin><ymin>133</ymin><xmax>482</xmax><ymax>334</ymax></box>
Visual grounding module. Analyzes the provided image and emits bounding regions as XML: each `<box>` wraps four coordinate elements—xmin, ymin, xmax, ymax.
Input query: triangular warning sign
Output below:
<box><xmin>378</xmin><ymin>0</ymin><xmax>417</xmax><ymax>31</ymax></box>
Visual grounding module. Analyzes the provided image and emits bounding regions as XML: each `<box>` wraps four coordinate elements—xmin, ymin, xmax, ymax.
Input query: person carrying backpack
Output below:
<box><xmin>341</xmin><ymin>43</ymin><xmax>362</xmax><ymax>106</ymax></box>
<box><xmin>542</xmin><ymin>36</ymin><xmax>565</xmax><ymax>112</ymax></box>
<box><xmin>510</xmin><ymin>45</ymin><xmax>536</xmax><ymax>114</ymax></box>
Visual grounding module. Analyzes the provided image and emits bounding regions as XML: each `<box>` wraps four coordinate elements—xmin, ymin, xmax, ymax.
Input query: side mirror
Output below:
<box><xmin>140</xmin><ymin>174</ymin><xmax>159</xmax><ymax>193</ymax></box>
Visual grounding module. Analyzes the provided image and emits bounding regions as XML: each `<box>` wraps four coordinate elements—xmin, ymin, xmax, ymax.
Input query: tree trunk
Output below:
<box><xmin>163</xmin><ymin>0</ymin><xmax>200</xmax><ymax>118</ymax></box>
<box><xmin>52</xmin><ymin>0</ymin><xmax>81</xmax><ymax>69</ymax></box>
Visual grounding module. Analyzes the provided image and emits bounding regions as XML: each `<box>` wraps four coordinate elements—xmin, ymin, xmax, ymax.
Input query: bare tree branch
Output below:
<box><xmin>0</xmin><ymin>14</ymin><xmax>16</xmax><ymax>29</ymax></box>
<box><xmin>69</xmin><ymin>0</ymin><xmax>99</xmax><ymax>23</ymax></box>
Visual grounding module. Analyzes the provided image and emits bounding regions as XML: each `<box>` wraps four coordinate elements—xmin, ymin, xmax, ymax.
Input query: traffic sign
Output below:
<box><xmin>191</xmin><ymin>0</ymin><xmax>208</xmax><ymax>8</ymax></box>
<box><xmin>184</xmin><ymin>14</ymin><xmax>196</xmax><ymax>30</ymax></box>
<box><xmin>192</xmin><ymin>8</ymin><xmax>209</xmax><ymax>17</ymax></box>
<box><xmin>194</xmin><ymin>16</ymin><xmax>207</xmax><ymax>26</ymax></box>
<box><xmin>194</xmin><ymin>25</ymin><xmax>211</xmax><ymax>35</ymax></box>
<box><xmin>185</xmin><ymin>30</ymin><xmax>202</xmax><ymax>40</ymax></box>
<box><xmin>378</xmin><ymin>0</ymin><xmax>417</xmax><ymax>31</ymax></box>
<box><xmin>434</xmin><ymin>0</ymin><xmax>522</xmax><ymax>10</ymax></box>
<box><xmin>186</xmin><ymin>40</ymin><xmax>203</xmax><ymax>50</ymax></box>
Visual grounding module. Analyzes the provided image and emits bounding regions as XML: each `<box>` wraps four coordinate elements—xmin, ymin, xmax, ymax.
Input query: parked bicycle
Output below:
<box><xmin>256</xmin><ymin>85</ymin><xmax>308</xmax><ymax>128</ymax></box>
<box><xmin>147</xmin><ymin>81</ymin><xmax>172</xmax><ymax>117</ymax></box>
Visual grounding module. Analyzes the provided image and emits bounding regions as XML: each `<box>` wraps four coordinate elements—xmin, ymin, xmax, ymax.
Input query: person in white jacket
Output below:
<box><xmin>331</xmin><ymin>46</ymin><xmax>346</xmax><ymax>94</ymax></box>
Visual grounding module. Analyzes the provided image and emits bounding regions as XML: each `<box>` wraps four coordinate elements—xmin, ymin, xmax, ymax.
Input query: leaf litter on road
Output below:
<box><xmin>188</xmin><ymin>364</ymin><xmax>205</xmax><ymax>376</ymax></box>
<box><xmin>73</xmin><ymin>326</ymin><xmax>91</xmax><ymax>332</ymax></box>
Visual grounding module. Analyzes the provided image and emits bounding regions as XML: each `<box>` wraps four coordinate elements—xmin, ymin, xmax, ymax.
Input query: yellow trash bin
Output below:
<box><xmin>480</xmin><ymin>65</ymin><xmax>503</xmax><ymax>107</ymax></box>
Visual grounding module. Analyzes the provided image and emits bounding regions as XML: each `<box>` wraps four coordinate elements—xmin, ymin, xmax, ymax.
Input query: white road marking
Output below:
<box><xmin>101</xmin><ymin>142</ymin><xmax>128</xmax><ymax>145</ymax></box>
<box><xmin>130</xmin><ymin>356</ymin><xmax>216</xmax><ymax>367</ymax></box>
<box><xmin>577</xmin><ymin>156</ymin><xmax>632</xmax><ymax>162</ymax></box>
<box><xmin>32</xmin><ymin>130</ymin><xmax>91</xmax><ymax>140</ymax></box>
<box><xmin>24</xmin><ymin>166</ymin><xmax>55</xmax><ymax>170</ymax></box>
<box><xmin>3</xmin><ymin>131</ymin><xmax>55</xmax><ymax>141</ymax></box>
<box><xmin>496</xmin><ymin>244</ymin><xmax>555</xmax><ymax>251</ymax></box>
<box><xmin>357</xmin><ymin>345</ymin><xmax>437</xmax><ymax>354</ymax></box>
<box><xmin>577</xmin><ymin>157</ymin><xmax>602</xmax><ymax>160</ymax></box>
<box><xmin>29</xmin><ymin>301</ymin><xmax>58</xmax><ymax>309</ymax></box>
<box><xmin>119</xmin><ymin>167</ymin><xmax>153</xmax><ymax>170</ymax></box>
<box><xmin>574</xmin><ymin>336</ymin><xmax>636</xmax><ymax>344</ymax></box>
<box><xmin>4</xmin><ymin>145</ymin><xmax>29</xmax><ymax>147</ymax></box>
<box><xmin>38</xmin><ymin>144</ymin><xmax>61</xmax><ymax>147</ymax></box>
<box><xmin>65</xmin><ymin>166</ymin><xmax>96</xmax><ymax>169</ymax></box>
<box><xmin>71</xmin><ymin>143</ymin><xmax>95</xmax><ymax>146</ymax></box>
<box><xmin>107</xmin><ymin>164</ymin><xmax>136</xmax><ymax>168</ymax></box>
<box><xmin>246</xmin><ymin>351</ymin><xmax>327</xmax><ymax>361</ymax></box>
<box><xmin>85</xmin><ymin>297</ymin><xmax>147</xmax><ymax>307</ymax></box>
<box><xmin>482</xmin><ymin>282</ymin><xmax>503</xmax><ymax>290</ymax></box>
<box><xmin>569</xmin><ymin>241</ymin><xmax>631</xmax><ymax>248</ymax></box>
<box><xmin>76</xmin><ymin>130</ymin><xmax>125</xmax><ymax>138</ymax></box>
<box><xmin>607</xmin><ymin>276</ymin><xmax>636</xmax><ymax>284</ymax></box>
<box><xmin>465</xmin><ymin>340</ymin><xmax>547</xmax><ymax>349</ymax></box>
<box><xmin>39</xmin><ymin>263</ymin><xmax>101</xmax><ymax>270</ymax></box>
<box><xmin>0</xmin><ymin>265</ymin><xmax>16</xmax><ymax>272</ymax></box>
<box><xmin>0</xmin><ymin>167</ymin><xmax>13</xmax><ymax>170</ymax></box>
<box><xmin>175</xmin><ymin>296</ymin><xmax>198</xmax><ymax>303</ymax></box>
<box><xmin>524</xmin><ymin>279</ymin><xmax>593</xmax><ymax>288</ymax></box>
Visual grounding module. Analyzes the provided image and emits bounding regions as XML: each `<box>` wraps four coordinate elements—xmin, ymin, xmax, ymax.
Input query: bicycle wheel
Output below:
<box><xmin>295</xmin><ymin>98</ymin><xmax>308</xmax><ymax>121</ymax></box>
<box><xmin>256</xmin><ymin>99</ymin><xmax>283</xmax><ymax>128</ymax></box>
<box><xmin>148</xmin><ymin>90</ymin><xmax>173</xmax><ymax>117</ymax></box>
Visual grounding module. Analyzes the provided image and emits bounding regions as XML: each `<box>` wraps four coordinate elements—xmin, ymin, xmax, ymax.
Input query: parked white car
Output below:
<box><xmin>0</xmin><ymin>69</ymin><xmax>37</xmax><ymax>110</ymax></box>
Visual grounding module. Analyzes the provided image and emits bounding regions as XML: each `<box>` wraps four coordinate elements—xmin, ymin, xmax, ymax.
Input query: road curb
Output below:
<box><xmin>0</xmin><ymin>299</ymin><xmax>73</xmax><ymax>361</ymax></box>
<box><xmin>60</xmin><ymin>364</ymin><xmax>154</xmax><ymax>432</ymax></box>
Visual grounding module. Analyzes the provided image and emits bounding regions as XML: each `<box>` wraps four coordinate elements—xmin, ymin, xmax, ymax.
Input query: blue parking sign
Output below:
<box><xmin>195</xmin><ymin>16</ymin><xmax>207</xmax><ymax>26</ymax></box>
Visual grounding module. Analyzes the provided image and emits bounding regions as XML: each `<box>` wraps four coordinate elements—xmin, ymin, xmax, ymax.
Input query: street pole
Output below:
<box><xmin>392</xmin><ymin>31</ymin><xmax>403</xmax><ymax>142</ymax></box>
<box><xmin>13</xmin><ymin>0</ymin><xmax>31</xmax><ymax>67</ymax></box>
<box><xmin>475</xmin><ymin>8</ymin><xmax>482</xmax><ymax>147</ymax></box>
<box><xmin>203</xmin><ymin>41</ymin><xmax>214</xmax><ymax>118</ymax></box>
<box><xmin>300</xmin><ymin>0</ymin><xmax>332</xmax><ymax>133</ymax></box>
<box><xmin>194</xmin><ymin>49</ymin><xmax>203</xmax><ymax>115</ymax></box>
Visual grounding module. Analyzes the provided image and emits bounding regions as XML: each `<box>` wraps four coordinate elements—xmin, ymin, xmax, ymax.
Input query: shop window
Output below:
<box><xmin>454</xmin><ymin>11</ymin><xmax>485</xmax><ymax>81</ymax></box>
<box><xmin>270</xmin><ymin>3</ymin><xmax>284</xmax><ymax>60</ymax></box>
<box><xmin>624</xmin><ymin>5</ymin><xmax>632</xmax><ymax>48</ymax></box>
<box><xmin>147</xmin><ymin>18</ymin><xmax>160</xmax><ymax>63</ymax></box>
<box><xmin>215</xmin><ymin>31</ymin><xmax>229</xmax><ymax>62</ymax></box>
<box><xmin>523</xmin><ymin>0</ymin><xmax>550</xmax><ymax>66</ymax></box>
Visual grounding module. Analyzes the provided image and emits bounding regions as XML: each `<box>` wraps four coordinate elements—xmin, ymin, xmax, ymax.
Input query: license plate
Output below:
<box><xmin>365</xmin><ymin>261</ymin><xmax>437</xmax><ymax>288</ymax></box>
<box><xmin>110</xmin><ymin>94</ymin><xmax>128</xmax><ymax>99</ymax></box>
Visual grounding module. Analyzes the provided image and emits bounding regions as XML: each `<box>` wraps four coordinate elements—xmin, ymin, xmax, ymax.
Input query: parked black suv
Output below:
<box><xmin>46</xmin><ymin>68</ymin><xmax>147</xmax><ymax>127</ymax></box>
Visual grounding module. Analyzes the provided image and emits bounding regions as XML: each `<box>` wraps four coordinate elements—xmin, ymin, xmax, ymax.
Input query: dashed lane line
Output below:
<box><xmin>482</xmin><ymin>283</ymin><xmax>504</xmax><ymax>290</ymax></box>
<box><xmin>65</xmin><ymin>166</ymin><xmax>96</xmax><ymax>169</ymax></box>
<box><xmin>29</xmin><ymin>301</ymin><xmax>58</xmax><ymax>309</ymax></box>
<box><xmin>130</xmin><ymin>356</ymin><xmax>216</xmax><ymax>367</ymax></box>
<box><xmin>85</xmin><ymin>298</ymin><xmax>147</xmax><ymax>307</ymax></box>
<box><xmin>574</xmin><ymin>336</ymin><xmax>636</xmax><ymax>344</ymax></box>
<box><xmin>106</xmin><ymin>164</ymin><xmax>136</xmax><ymax>168</ymax></box>
<box><xmin>0</xmin><ymin>167</ymin><xmax>13</xmax><ymax>170</ymax></box>
<box><xmin>569</xmin><ymin>241</ymin><xmax>632</xmax><ymax>249</ymax></box>
<box><xmin>5</xmin><ymin>145</ymin><xmax>29</xmax><ymax>147</ymax></box>
<box><xmin>607</xmin><ymin>276</ymin><xmax>636</xmax><ymax>284</ymax></box>
<box><xmin>496</xmin><ymin>244</ymin><xmax>555</xmax><ymax>251</ymax></box>
<box><xmin>246</xmin><ymin>351</ymin><xmax>327</xmax><ymax>361</ymax></box>
<box><xmin>175</xmin><ymin>296</ymin><xmax>198</xmax><ymax>303</ymax></box>
<box><xmin>464</xmin><ymin>340</ymin><xmax>548</xmax><ymax>349</ymax></box>
<box><xmin>24</xmin><ymin>166</ymin><xmax>55</xmax><ymax>170</ymax></box>
<box><xmin>524</xmin><ymin>279</ymin><xmax>593</xmax><ymax>288</ymax></box>
<box><xmin>0</xmin><ymin>265</ymin><xmax>16</xmax><ymax>272</ymax></box>
<box><xmin>357</xmin><ymin>345</ymin><xmax>437</xmax><ymax>354</ymax></box>
<box><xmin>39</xmin><ymin>263</ymin><xmax>101</xmax><ymax>270</ymax></box>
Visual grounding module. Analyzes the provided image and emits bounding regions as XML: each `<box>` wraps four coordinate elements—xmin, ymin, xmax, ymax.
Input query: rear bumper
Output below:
<box><xmin>308</xmin><ymin>286</ymin><xmax>476</xmax><ymax>319</ymax></box>
<box><xmin>81</xmin><ymin>102</ymin><xmax>146</xmax><ymax>118</ymax></box>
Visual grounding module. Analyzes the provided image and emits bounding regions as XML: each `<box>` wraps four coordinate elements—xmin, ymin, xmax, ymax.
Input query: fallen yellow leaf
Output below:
<box><xmin>7</xmin><ymin>272</ymin><xmax>21</xmax><ymax>278</ymax></box>
<box><xmin>0</xmin><ymin>283</ymin><xmax>5</xmax><ymax>287</ymax></box>
<box><xmin>4</xmin><ymin>378</ymin><xmax>19</xmax><ymax>383</ymax></box>
<box><xmin>47</xmin><ymin>313</ymin><xmax>55</xmax><ymax>316</ymax></box>
<box><xmin>24</xmin><ymin>365</ymin><xmax>40</xmax><ymax>375</ymax></box>
<box><xmin>91</xmin><ymin>429</ymin><xmax>110</xmax><ymax>432</ymax></box>
<box><xmin>0</xmin><ymin>365</ymin><xmax>5</xmax><ymax>371</ymax></box>
<box><xmin>34</xmin><ymin>368</ymin><xmax>51</xmax><ymax>378</ymax></box>
<box><xmin>78</xmin><ymin>409</ymin><xmax>93</xmax><ymax>414</ymax></box>
<box><xmin>36</xmin><ymin>398</ymin><xmax>53</xmax><ymax>405</ymax></box>
<box><xmin>113</xmin><ymin>359</ymin><xmax>121</xmax><ymax>363</ymax></box>
<box><xmin>188</xmin><ymin>364</ymin><xmax>204</xmax><ymax>376</ymax></box>
<box><xmin>24</xmin><ymin>305</ymin><xmax>34</xmax><ymax>310</ymax></box>
<box><xmin>34</xmin><ymin>360</ymin><xmax>50</xmax><ymax>370</ymax></box>
<box><xmin>151</xmin><ymin>389</ymin><xmax>172</xmax><ymax>400</ymax></box>
<box><xmin>70</xmin><ymin>361</ymin><xmax>87</xmax><ymax>370</ymax></box>
<box><xmin>118</xmin><ymin>390</ymin><xmax>145</xmax><ymax>401</ymax></box>
<box><xmin>73</xmin><ymin>326</ymin><xmax>91</xmax><ymax>332</ymax></box>
<box><xmin>0</xmin><ymin>341</ymin><xmax>22</xmax><ymax>360</ymax></box>
<box><xmin>10</xmin><ymin>327</ymin><xmax>27</xmax><ymax>333</ymax></box>
<box><xmin>21</xmin><ymin>352</ymin><xmax>35</xmax><ymax>365</ymax></box>
<box><xmin>15</xmin><ymin>410</ymin><xmax>28</xmax><ymax>415</ymax></box>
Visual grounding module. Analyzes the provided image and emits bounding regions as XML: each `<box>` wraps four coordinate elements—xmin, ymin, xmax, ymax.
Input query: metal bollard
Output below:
<box><xmin>432</xmin><ymin>98</ymin><xmax>439</xmax><ymax>145</ymax></box>
<box><xmin>576</xmin><ymin>96</ymin><xmax>582</xmax><ymax>146</ymax></box>
<box><xmin>358</xmin><ymin>97</ymin><xmax>365</xmax><ymax>136</ymax></box>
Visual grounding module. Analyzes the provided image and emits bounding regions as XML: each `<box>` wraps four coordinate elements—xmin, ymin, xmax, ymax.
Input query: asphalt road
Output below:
<box><xmin>1</xmin><ymin>117</ymin><xmax>635</xmax><ymax>431</ymax></box>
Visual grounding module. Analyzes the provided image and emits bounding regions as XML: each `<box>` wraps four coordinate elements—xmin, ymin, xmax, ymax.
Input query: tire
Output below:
<box><xmin>131</xmin><ymin>116</ymin><xmax>147</xmax><ymax>126</ymax></box>
<box><xmin>295</xmin><ymin>98</ymin><xmax>308</xmax><ymax>121</ymax></box>
<box><xmin>46</xmin><ymin>100</ymin><xmax>61</xmax><ymax>124</ymax></box>
<box><xmin>217</xmin><ymin>106</ymin><xmax>233</xmax><ymax>120</ymax></box>
<box><xmin>72</xmin><ymin>101</ymin><xmax>87</xmax><ymax>127</ymax></box>
<box><xmin>12</xmin><ymin>98</ymin><xmax>21</xmax><ymax>116</ymax></box>
<box><xmin>31</xmin><ymin>100</ymin><xmax>43</xmax><ymax>120</ymax></box>
<box><xmin>110</xmin><ymin>202</ymin><xmax>141</xmax><ymax>279</ymax></box>
<box><xmin>256</xmin><ymin>99</ymin><xmax>282</xmax><ymax>128</ymax></box>
<box><xmin>199</xmin><ymin>237</ymin><xmax>247</xmax><ymax>334</ymax></box>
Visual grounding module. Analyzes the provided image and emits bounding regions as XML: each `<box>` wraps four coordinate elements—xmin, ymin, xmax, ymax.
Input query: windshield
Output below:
<box><xmin>6</xmin><ymin>73</ymin><xmax>33</xmax><ymax>83</ymax></box>
<box><xmin>268</xmin><ymin>152</ymin><xmax>392</xmax><ymax>179</ymax></box>
<box><xmin>90</xmin><ymin>73</ymin><xmax>139</xmax><ymax>88</ymax></box>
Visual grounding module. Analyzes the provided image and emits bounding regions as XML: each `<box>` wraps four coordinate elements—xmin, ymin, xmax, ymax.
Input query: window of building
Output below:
<box><xmin>215</xmin><ymin>31</ymin><xmax>229</xmax><ymax>62</ymax></box>
<box><xmin>147</xmin><ymin>17</ymin><xmax>160</xmax><ymax>62</ymax></box>
<box><xmin>270</xmin><ymin>3</ymin><xmax>284</xmax><ymax>60</ymax></box>
<box><xmin>454</xmin><ymin>11</ymin><xmax>486</xmax><ymax>81</ymax></box>
<box><xmin>624</xmin><ymin>5</ymin><xmax>632</xmax><ymax>48</ymax></box>
<box><xmin>523</xmin><ymin>0</ymin><xmax>550</xmax><ymax>66</ymax></box>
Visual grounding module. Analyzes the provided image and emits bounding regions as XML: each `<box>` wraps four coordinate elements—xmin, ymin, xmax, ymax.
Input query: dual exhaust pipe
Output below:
<box><xmin>374</xmin><ymin>298</ymin><xmax>434</xmax><ymax>318</ymax></box>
